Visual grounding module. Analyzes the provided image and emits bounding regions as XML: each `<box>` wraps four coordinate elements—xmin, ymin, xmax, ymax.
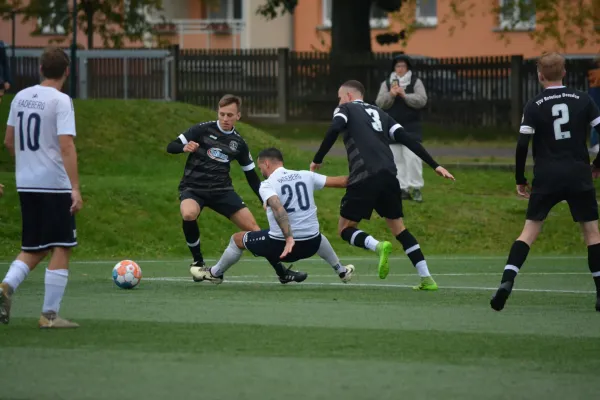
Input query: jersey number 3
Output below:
<box><xmin>17</xmin><ymin>111</ymin><xmax>41</xmax><ymax>151</ymax></box>
<box><xmin>552</xmin><ymin>103</ymin><xmax>571</xmax><ymax>140</ymax></box>
<box><xmin>366</xmin><ymin>109</ymin><xmax>383</xmax><ymax>132</ymax></box>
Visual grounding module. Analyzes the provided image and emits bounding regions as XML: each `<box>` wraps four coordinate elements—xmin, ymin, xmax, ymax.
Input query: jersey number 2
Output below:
<box><xmin>281</xmin><ymin>182</ymin><xmax>310</xmax><ymax>212</ymax></box>
<box><xmin>17</xmin><ymin>111</ymin><xmax>41</xmax><ymax>151</ymax></box>
<box><xmin>366</xmin><ymin>109</ymin><xmax>383</xmax><ymax>132</ymax></box>
<box><xmin>552</xmin><ymin>103</ymin><xmax>571</xmax><ymax>140</ymax></box>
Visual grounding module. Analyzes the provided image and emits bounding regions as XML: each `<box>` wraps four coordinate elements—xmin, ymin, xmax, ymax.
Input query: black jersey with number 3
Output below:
<box><xmin>521</xmin><ymin>86</ymin><xmax>600</xmax><ymax>193</ymax></box>
<box><xmin>333</xmin><ymin>100</ymin><xmax>397</xmax><ymax>185</ymax></box>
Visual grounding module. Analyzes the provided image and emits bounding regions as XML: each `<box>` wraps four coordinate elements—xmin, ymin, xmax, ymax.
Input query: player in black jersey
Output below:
<box><xmin>311</xmin><ymin>80</ymin><xmax>454</xmax><ymax>288</ymax></box>
<box><xmin>491</xmin><ymin>53</ymin><xmax>600</xmax><ymax>312</ymax></box>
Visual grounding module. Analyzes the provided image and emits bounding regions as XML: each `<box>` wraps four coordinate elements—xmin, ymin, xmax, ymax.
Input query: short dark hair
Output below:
<box><xmin>40</xmin><ymin>47</ymin><xmax>69</xmax><ymax>80</ymax></box>
<box><xmin>218</xmin><ymin>94</ymin><xmax>242</xmax><ymax>110</ymax></box>
<box><xmin>341</xmin><ymin>80</ymin><xmax>365</xmax><ymax>96</ymax></box>
<box><xmin>257</xmin><ymin>147</ymin><xmax>284</xmax><ymax>162</ymax></box>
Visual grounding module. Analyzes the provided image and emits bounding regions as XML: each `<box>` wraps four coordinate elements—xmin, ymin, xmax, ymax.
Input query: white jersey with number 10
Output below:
<box><xmin>7</xmin><ymin>85</ymin><xmax>76</xmax><ymax>193</ymax></box>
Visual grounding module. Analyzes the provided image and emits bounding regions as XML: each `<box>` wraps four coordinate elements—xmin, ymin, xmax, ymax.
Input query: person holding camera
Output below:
<box><xmin>376</xmin><ymin>54</ymin><xmax>428</xmax><ymax>202</ymax></box>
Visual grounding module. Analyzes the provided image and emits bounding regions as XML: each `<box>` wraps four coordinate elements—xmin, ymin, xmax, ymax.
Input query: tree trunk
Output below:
<box><xmin>86</xmin><ymin>9</ymin><xmax>94</xmax><ymax>49</ymax></box>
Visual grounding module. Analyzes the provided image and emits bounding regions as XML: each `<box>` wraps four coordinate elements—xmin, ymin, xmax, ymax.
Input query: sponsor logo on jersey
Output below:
<box><xmin>229</xmin><ymin>141</ymin><xmax>238</xmax><ymax>151</ymax></box>
<box><xmin>207</xmin><ymin>148</ymin><xmax>230</xmax><ymax>163</ymax></box>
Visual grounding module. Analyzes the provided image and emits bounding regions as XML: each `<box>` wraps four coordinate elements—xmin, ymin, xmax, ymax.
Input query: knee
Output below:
<box><xmin>181</xmin><ymin>209</ymin><xmax>199</xmax><ymax>221</ymax></box>
<box><xmin>232</xmin><ymin>232</ymin><xmax>246</xmax><ymax>249</ymax></box>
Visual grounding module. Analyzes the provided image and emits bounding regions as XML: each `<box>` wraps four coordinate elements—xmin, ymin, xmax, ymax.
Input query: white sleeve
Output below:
<box><xmin>312</xmin><ymin>172</ymin><xmax>327</xmax><ymax>190</ymax></box>
<box><xmin>56</xmin><ymin>96</ymin><xmax>76</xmax><ymax>136</ymax></box>
<box><xmin>259</xmin><ymin>181</ymin><xmax>278</xmax><ymax>207</ymax></box>
<box><xmin>7</xmin><ymin>99</ymin><xmax>16</xmax><ymax>127</ymax></box>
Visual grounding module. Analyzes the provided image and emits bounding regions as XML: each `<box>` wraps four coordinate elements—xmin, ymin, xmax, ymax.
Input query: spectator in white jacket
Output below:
<box><xmin>375</xmin><ymin>54</ymin><xmax>428</xmax><ymax>202</ymax></box>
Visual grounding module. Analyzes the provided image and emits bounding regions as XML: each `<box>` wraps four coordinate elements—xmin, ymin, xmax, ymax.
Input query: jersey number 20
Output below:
<box><xmin>552</xmin><ymin>103</ymin><xmax>571</xmax><ymax>140</ymax></box>
<box><xmin>282</xmin><ymin>182</ymin><xmax>310</xmax><ymax>212</ymax></box>
<box><xmin>17</xmin><ymin>111</ymin><xmax>41</xmax><ymax>151</ymax></box>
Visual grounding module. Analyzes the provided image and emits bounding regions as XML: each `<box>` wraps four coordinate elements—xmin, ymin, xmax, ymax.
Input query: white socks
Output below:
<box><xmin>317</xmin><ymin>235</ymin><xmax>347</xmax><ymax>275</ymax></box>
<box><xmin>415</xmin><ymin>260</ymin><xmax>431</xmax><ymax>278</ymax></box>
<box><xmin>364</xmin><ymin>236</ymin><xmax>379</xmax><ymax>252</ymax></box>
<box><xmin>2</xmin><ymin>260</ymin><xmax>30</xmax><ymax>292</ymax></box>
<box><xmin>42</xmin><ymin>268</ymin><xmax>69</xmax><ymax>314</ymax></box>
<box><xmin>211</xmin><ymin>236</ymin><xmax>243</xmax><ymax>277</ymax></box>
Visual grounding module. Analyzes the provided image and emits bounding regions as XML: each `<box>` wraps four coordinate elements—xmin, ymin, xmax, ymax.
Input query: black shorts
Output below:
<box><xmin>526</xmin><ymin>189</ymin><xmax>599</xmax><ymax>222</ymax></box>
<box><xmin>340</xmin><ymin>171</ymin><xmax>403</xmax><ymax>222</ymax></box>
<box><xmin>19</xmin><ymin>192</ymin><xmax>77</xmax><ymax>252</ymax></box>
<box><xmin>243</xmin><ymin>230</ymin><xmax>322</xmax><ymax>263</ymax></box>
<box><xmin>180</xmin><ymin>189</ymin><xmax>246</xmax><ymax>218</ymax></box>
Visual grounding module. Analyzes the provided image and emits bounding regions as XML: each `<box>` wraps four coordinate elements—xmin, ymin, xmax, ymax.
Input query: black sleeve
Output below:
<box><xmin>166</xmin><ymin>138</ymin><xmax>185</xmax><ymax>154</ymax></box>
<box><xmin>515</xmin><ymin>134</ymin><xmax>531</xmax><ymax>185</ymax></box>
<box><xmin>588</xmin><ymin>96</ymin><xmax>600</xmax><ymax>128</ymax></box>
<box><xmin>313</xmin><ymin>108</ymin><xmax>348</xmax><ymax>164</ymax></box>
<box><xmin>166</xmin><ymin>124</ymin><xmax>203</xmax><ymax>154</ymax></box>
<box><xmin>390</xmin><ymin>124</ymin><xmax>440</xmax><ymax>169</ymax></box>
<box><xmin>244</xmin><ymin>169</ymin><xmax>263</xmax><ymax>203</ymax></box>
<box><xmin>237</xmin><ymin>140</ymin><xmax>256</xmax><ymax>171</ymax></box>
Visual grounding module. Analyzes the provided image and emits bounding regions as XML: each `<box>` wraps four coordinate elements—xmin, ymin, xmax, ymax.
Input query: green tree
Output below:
<box><xmin>1</xmin><ymin>0</ymin><xmax>165</xmax><ymax>49</ymax></box>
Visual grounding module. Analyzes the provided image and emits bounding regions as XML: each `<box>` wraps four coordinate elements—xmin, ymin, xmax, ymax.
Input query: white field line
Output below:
<box><xmin>142</xmin><ymin>276</ymin><xmax>595</xmax><ymax>294</ymax></box>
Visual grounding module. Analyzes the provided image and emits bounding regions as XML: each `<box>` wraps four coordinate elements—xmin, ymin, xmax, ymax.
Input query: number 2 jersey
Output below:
<box><xmin>521</xmin><ymin>86</ymin><xmax>600</xmax><ymax>193</ymax></box>
<box><xmin>258</xmin><ymin>167</ymin><xmax>327</xmax><ymax>240</ymax></box>
<box><xmin>7</xmin><ymin>85</ymin><xmax>76</xmax><ymax>193</ymax></box>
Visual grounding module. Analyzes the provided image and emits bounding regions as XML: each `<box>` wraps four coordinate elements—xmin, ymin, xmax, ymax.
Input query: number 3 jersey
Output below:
<box><xmin>7</xmin><ymin>85</ymin><xmax>76</xmax><ymax>193</ymax></box>
<box><xmin>521</xmin><ymin>86</ymin><xmax>600</xmax><ymax>193</ymax></box>
<box><xmin>259</xmin><ymin>167</ymin><xmax>327</xmax><ymax>241</ymax></box>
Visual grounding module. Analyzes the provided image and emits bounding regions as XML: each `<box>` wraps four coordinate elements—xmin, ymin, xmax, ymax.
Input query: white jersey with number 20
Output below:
<box><xmin>259</xmin><ymin>167</ymin><xmax>327</xmax><ymax>240</ymax></box>
<box><xmin>7</xmin><ymin>85</ymin><xmax>76</xmax><ymax>193</ymax></box>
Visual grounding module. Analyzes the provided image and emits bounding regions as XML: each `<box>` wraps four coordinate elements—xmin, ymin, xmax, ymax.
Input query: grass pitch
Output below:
<box><xmin>1</xmin><ymin>256</ymin><xmax>599</xmax><ymax>400</ymax></box>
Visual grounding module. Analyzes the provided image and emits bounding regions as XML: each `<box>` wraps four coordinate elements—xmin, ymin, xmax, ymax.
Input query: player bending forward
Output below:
<box><xmin>491</xmin><ymin>52</ymin><xmax>600</xmax><ymax>312</ymax></box>
<box><xmin>311</xmin><ymin>80</ymin><xmax>454</xmax><ymax>289</ymax></box>
<box><xmin>191</xmin><ymin>148</ymin><xmax>355</xmax><ymax>284</ymax></box>
<box><xmin>0</xmin><ymin>47</ymin><xmax>82</xmax><ymax>328</ymax></box>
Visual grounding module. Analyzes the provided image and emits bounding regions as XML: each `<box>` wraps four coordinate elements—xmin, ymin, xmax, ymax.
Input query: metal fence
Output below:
<box><xmin>7</xmin><ymin>47</ymin><xmax>597</xmax><ymax>128</ymax></box>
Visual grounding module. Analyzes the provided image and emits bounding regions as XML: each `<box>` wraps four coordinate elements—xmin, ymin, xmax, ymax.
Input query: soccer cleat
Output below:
<box><xmin>339</xmin><ymin>265</ymin><xmax>355</xmax><ymax>283</ymax></box>
<box><xmin>0</xmin><ymin>282</ymin><xmax>13</xmax><ymax>325</ymax></box>
<box><xmin>411</xmin><ymin>189</ymin><xmax>423</xmax><ymax>203</ymax></box>
<box><xmin>39</xmin><ymin>312</ymin><xmax>79</xmax><ymax>329</ymax></box>
<box><xmin>376</xmin><ymin>241</ymin><xmax>393</xmax><ymax>279</ymax></box>
<box><xmin>490</xmin><ymin>281</ymin><xmax>514</xmax><ymax>311</ymax></box>
<box><xmin>413</xmin><ymin>276</ymin><xmax>438</xmax><ymax>291</ymax></box>
<box><xmin>190</xmin><ymin>266</ymin><xmax>223</xmax><ymax>284</ymax></box>
<box><xmin>401</xmin><ymin>189</ymin><xmax>411</xmax><ymax>200</ymax></box>
<box><xmin>190</xmin><ymin>260</ymin><xmax>205</xmax><ymax>268</ymax></box>
<box><xmin>278</xmin><ymin>265</ymin><xmax>308</xmax><ymax>284</ymax></box>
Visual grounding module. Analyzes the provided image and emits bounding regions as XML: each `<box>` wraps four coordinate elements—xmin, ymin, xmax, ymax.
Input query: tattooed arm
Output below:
<box><xmin>267</xmin><ymin>195</ymin><xmax>295</xmax><ymax>258</ymax></box>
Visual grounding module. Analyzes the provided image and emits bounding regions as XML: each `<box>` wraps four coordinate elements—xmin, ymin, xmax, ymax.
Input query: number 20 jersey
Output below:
<box><xmin>521</xmin><ymin>86</ymin><xmax>600</xmax><ymax>193</ymax></box>
<box><xmin>7</xmin><ymin>85</ymin><xmax>76</xmax><ymax>193</ymax></box>
<box><xmin>259</xmin><ymin>167</ymin><xmax>327</xmax><ymax>240</ymax></box>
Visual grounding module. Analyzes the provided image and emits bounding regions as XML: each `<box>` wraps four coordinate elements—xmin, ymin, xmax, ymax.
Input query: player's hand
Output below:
<box><xmin>516</xmin><ymin>184</ymin><xmax>531</xmax><ymax>199</ymax></box>
<box><xmin>310</xmin><ymin>162</ymin><xmax>321</xmax><ymax>172</ymax></box>
<box><xmin>280</xmin><ymin>237</ymin><xmax>295</xmax><ymax>259</ymax></box>
<box><xmin>0</xmin><ymin>183</ymin><xmax>4</xmax><ymax>197</ymax></box>
<box><xmin>435</xmin><ymin>166</ymin><xmax>455</xmax><ymax>181</ymax></box>
<box><xmin>592</xmin><ymin>164</ymin><xmax>600</xmax><ymax>179</ymax></box>
<box><xmin>183</xmin><ymin>141</ymin><xmax>199</xmax><ymax>153</ymax></box>
<box><xmin>70</xmin><ymin>189</ymin><xmax>83</xmax><ymax>215</ymax></box>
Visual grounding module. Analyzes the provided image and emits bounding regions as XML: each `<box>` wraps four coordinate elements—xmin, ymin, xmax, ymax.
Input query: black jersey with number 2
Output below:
<box><xmin>521</xmin><ymin>86</ymin><xmax>600</xmax><ymax>193</ymax></box>
<box><xmin>176</xmin><ymin>121</ymin><xmax>255</xmax><ymax>192</ymax></box>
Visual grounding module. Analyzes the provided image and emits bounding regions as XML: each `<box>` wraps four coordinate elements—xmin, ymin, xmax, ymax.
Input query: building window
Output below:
<box><xmin>499</xmin><ymin>0</ymin><xmax>535</xmax><ymax>30</ymax></box>
<box><xmin>206</xmin><ymin>0</ymin><xmax>243</xmax><ymax>20</ymax></box>
<box><xmin>38</xmin><ymin>0</ymin><xmax>68</xmax><ymax>35</ymax></box>
<box><xmin>322</xmin><ymin>0</ymin><xmax>389</xmax><ymax>29</ymax></box>
<box><xmin>416</xmin><ymin>0</ymin><xmax>437</xmax><ymax>26</ymax></box>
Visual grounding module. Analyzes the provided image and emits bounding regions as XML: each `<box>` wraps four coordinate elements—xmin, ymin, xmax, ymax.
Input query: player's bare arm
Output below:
<box><xmin>515</xmin><ymin>133</ymin><xmax>532</xmax><ymax>198</ymax></box>
<box><xmin>4</xmin><ymin>125</ymin><xmax>14</xmax><ymax>156</ymax></box>
<box><xmin>59</xmin><ymin>135</ymin><xmax>82</xmax><ymax>214</ymax></box>
<box><xmin>311</xmin><ymin>114</ymin><xmax>347</xmax><ymax>171</ymax></box>
<box><xmin>324</xmin><ymin>176</ymin><xmax>349</xmax><ymax>188</ymax></box>
<box><xmin>266</xmin><ymin>195</ymin><xmax>295</xmax><ymax>258</ymax></box>
<box><xmin>389</xmin><ymin>123</ymin><xmax>455</xmax><ymax>181</ymax></box>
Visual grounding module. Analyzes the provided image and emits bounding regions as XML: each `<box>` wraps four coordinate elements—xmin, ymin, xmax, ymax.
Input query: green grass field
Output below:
<box><xmin>1</xmin><ymin>256</ymin><xmax>599</xmax><ymax>400</ymax></box>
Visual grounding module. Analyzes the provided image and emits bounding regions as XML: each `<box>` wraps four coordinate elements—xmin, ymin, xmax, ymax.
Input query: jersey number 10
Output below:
<box><xmin>552</xmin><ymin>103</ymin><xmax>571</xmax><ymax>140</ymax></box>
<box><xmin>17</xmin><ymin>111</ymin><xmax>41</xmax><ymax>151</ymax></box>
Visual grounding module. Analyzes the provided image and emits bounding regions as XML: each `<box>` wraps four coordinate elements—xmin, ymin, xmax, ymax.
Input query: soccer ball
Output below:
<box><xmin>112</xmin><ymin>260</ymin><xmax>142</xmax><ymax>289</ymax></box>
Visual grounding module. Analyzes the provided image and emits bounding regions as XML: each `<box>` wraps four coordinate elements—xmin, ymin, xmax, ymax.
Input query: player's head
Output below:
<box><xmin>536</xmin><ymin>52</ymin><xmax>566</xmax><ymax>86</ymax></box>
<box><xmin>338</xmin><ymin>80</ymin><xmax>365</xmax><ymax>105</ymax></box>
<box><xmin>217</xmin><ymin>94</ymin><xmax>242</xmax><ymax>131</ymax></box>
<box><xmin>257</xmin><ymin>147</ymin><xmax>284</xmax><ymax>178</ymax></box>
<box><xmin>40</xmin><ymin>47</ymin><xmax>70</xmax><ymax>82</ymax></box>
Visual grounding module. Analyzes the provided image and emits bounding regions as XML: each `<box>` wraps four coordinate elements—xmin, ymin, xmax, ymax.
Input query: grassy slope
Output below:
<box><xmin>0</xmin><ymin>98</ymin><xmax>595</xmax><ymax>260</ymax></box>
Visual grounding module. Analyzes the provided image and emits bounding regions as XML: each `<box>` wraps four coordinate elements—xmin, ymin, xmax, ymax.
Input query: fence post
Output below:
<box><xmin>170</xmin><ymin>45</ymin><xmax>180</xmax><ymax>101</ymax></box>
<box><xmin>277</xmin><ymin>48</ymin><xmax>289</xmax><ymax>124</ymax></box>
<box><xmin>510</xmin><ymin>55</ymin><xmax>524</xmax><ymax>130</ymax></box>
<box><xmin>78</xmin><ymin>55</ymin><xmax>88</xmax><ymax>99</ymax></box>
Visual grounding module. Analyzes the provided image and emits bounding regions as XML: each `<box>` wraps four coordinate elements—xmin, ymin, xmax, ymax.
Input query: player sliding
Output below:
<box><xmin>311</xmin><ymin>80</ymin><xmax>454</xmax><ymax>290</ymax></box>
<box><xmin>191</xmin><ymin>148</ymin><xmax>355</xmax><ymax>284</ymax></box>
<box><xmin>491</xmin><ymin>52</ymin><xmax>600</xmax><ymax>312</ymax></box>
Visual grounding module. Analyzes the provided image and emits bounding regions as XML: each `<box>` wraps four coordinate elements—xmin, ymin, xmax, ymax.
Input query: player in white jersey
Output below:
<box><xmin>0</xmin><ymin>47</ymin><xmax>82</xmax><ymax>329</ymax></box>
<box><xmin>190</xmin><ymin>147</ymin><xmax>355</xmax><ymax>284</ymax></box>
